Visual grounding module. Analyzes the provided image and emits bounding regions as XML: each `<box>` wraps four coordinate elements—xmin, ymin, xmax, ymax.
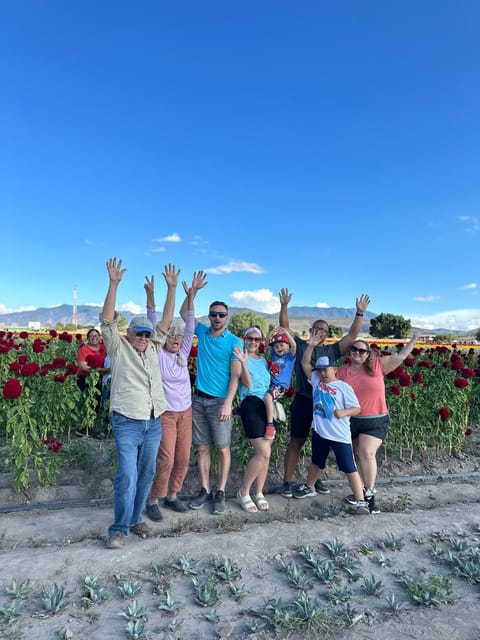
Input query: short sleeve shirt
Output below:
<box><xmin>294</xmin><ymin>336</ymin><xmax>342</xmax><ymax>398</ymax></box>
<box><xmin>194</xmin><ymin>322</ymin><xmax>243</xmax><ymax>398</ymax></box>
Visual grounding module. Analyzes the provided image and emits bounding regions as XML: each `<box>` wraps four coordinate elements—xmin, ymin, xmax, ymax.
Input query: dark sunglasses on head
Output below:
<box><xmin>351</xmin><ymin>346</ymin><xmax>368</xmax><ymax>355</ymax></box>
<box><xmin>209</xmin><ymin>311</ymin><xmax>227</xmax><ymax>318</ymax></box>
<box><xmin>134</xmin><ymin>331</ymin><xmax>152</xmax><ymax>338</ymax></box>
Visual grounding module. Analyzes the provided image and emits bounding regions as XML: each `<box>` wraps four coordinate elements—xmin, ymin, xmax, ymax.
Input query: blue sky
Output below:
<box><xmin>1</xmin><ymin>1</ymin><xmax>479</xmax><ymax>331</ymax></box>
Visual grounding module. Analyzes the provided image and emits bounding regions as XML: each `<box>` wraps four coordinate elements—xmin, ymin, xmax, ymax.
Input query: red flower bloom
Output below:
<box><xmin>285</xmin><ymin>386</ymin><xmax>295</xmax><ymax>398</ymax></box>
<box><xmin>461</xmin><ymin>368</ymin><xmax>474</xmax><ymax>379</ymax></box>
<box><xmin>49</xmin><ymin>329</ymin><xmax>58</xmax><ymax>337</ymax></box>
<box><xmin>52</xmin><ymin>357</ymin><xmax>67</xmax><ymax>369</ymax></box>
<box><xmin>19</xmin><ymin>331</ymin><xmax>29</xmax><ymax>339</ymax></box>
<box><xmin>409</xmin><ymin>392</ymin><xmax>416</xmax><ymax>401</ymax></box>
<box><xmin>451</xmin><ymin>360</ymin><xmax>462</xmax><ymax>371</ymax></box>
<box><xmin>86</xmin><ymin>353</ymin><xmax>104</xmax><ymax>368</ymax></box>
<box><xmin>32</xmin><ymin>340</ymin><xmax>45</xmax><ymax>353</ymax></box>
<box><xmin>418</xmin><ymin>360</ymin><xmax>431</xmax><ymax>369</ymax></box>
<box><xmin>59</xmin><ymin>332</ymin><xmax>73</xmax><ymax>343</ymax></box>
<box><xmin>76</xmin><ymin>333</ymin><xmax>83</xmax><ymax>340</ymax></box>
<box><xmin>66</xmin><ymin>363</ymin><xmax>79</xmax><ymax>375</ymax></box>
<box><xmin>344</xmin><ymin>356</ymin><xmax>352</xmax><ymax>365</ymax></box>
<box><xmin>411</xmin><ymin>348</ymin><xmax>422</xmax><ymax>356</ymax></box>
<box><xmin>412</xmin><ymin>372</ymin><xmax>423</xmax><ymax>384</ymax></box>
<box><xmin>399</xmin><ymin>373</ymin><xmax>411</xmax><ymax>387</ymax></box>
<box><xmin>386</xmin><ymin>365</ymin><xmax>403</xmax><ymax>380</ymax></box>
<box><xmin>189</xmin><ymin>345</ymin><xmax>198</xmax><ymax>357</ymax></box>
<box><xmin>465</xmin><ymin>427</ymin><xmax>473</xmax><ymax>436</ymax></box>
<box><xmin>454</xmin><ymin>378</ymin><xmax>469</xmax><ymax>389</ymax></box>
<box><xmin>21</xmin><ymin>362</ymin><xmax>40</xmax><ymax>377</ymax></box>
<box><xmin>439</xmin><ymin>407</ymin><xmax>450</xmax><ymax>422</ymax></box>
<box><xmin>404</xmin><ymin>357</ymin><xmax>415</xmax><ymax>367</ymax></box>
<box><xmin>18</xmin><ymin>355</ymin><xmax>28</xmax><ymax>365</ymax></box>
<box><xmin>2</xmin><ymin>379</ymin><xmax>23</xmax><ymax>399</ymax></box>
<box><xmin>9</xmin><ymin>362</ymin><xmax>21</xmax><ymax>374</ymax></box>
<box><xmin>54</xmin><ymin>375</ymin><xmax>67</xmax><ymax>383</ymax></box>
<box><xmin>390</xmin><ymin>384</ymin><xmax>401</xmax><ymax>396</ymax></box>
<box><xmin>442</xmin><ymin>361</ymin><xmax>449</xmax><ymax>368</ymax></box>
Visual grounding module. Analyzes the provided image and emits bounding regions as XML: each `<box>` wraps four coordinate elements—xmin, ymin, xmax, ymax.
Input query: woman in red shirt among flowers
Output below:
<box><xmin>337</xmin><ymin>334</ymin><xmax>418</xmax><ymax>513</ymax></box>
<box><xmin>76</xmin><ymin>329</ymin><xmax>109</xmax><ymax>391</ymax></box>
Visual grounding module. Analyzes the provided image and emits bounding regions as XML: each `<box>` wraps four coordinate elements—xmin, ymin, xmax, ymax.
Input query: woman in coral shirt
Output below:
<box><xmin>337</xmin><ymin>335</ymin><xmax>417</xmax><ymax>513</ymax></box>
<box><xmin>76</xmin><ymin>329</ymin><xmax>109</xmax><ymax>392</ymax></box>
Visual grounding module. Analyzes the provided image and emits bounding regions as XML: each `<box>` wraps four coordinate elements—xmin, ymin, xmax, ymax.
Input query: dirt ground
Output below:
<box><xmin>1</xmin><ymin>441</ymin><xmax>480</xmax><ymax>640</ymax></box>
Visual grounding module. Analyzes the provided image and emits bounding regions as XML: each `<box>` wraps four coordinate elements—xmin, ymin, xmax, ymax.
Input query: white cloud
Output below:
<box><xmin>0</xmin><ymin>304</ymin><xmax>37</xmax><ymax>314</ymax></box>
<box><xmin>412</xmin><ymin>295</ymin><xmax>441</xmax><ymax>302</ymax></box>
<box><xmin>316</xmin><ymin>301</ymin><xmax>330</xmax><ymax>308</ymax></box>
<box><xmin>189</xmin><ymin>235</ymin><xmax>207</xmax><ymax>246</ymax></box>
<box><xmin>150</xmin><ymin>246</ymin><xmax>166</xmax><ymax>253</ymax></box>
<box><xmin>153</xmin><ymin>233</ymin><xmax>181</xmax><ymax>243</ymax></box>
<box><xmin>205</xmin><ymin>261</ymin><xmax>265</xmax><ymax>275</ymax></box>
<box><xmin>83</xmin><ymin>238</ymin><xmax>93</xmax><ymax>246</ymax></box>
<box><xmin>459</xmin><ymin>283</ymin><xmax>477</xmax><ymax>291</ymax></box>
<box><xmin>459</xmin><ymin>216</ymin><xmax>480</xmax><ymax>233</ymax></box>
<box><xmin>230</xmin><ymin>289</ymin><xmax>279</xmax><ymax>313</ymax></box>
<box><xmin>119</xmin><ymin>301</ymin><xmax>142</xmax><ymax>314</ymax></box>
<box><xmin>410</xmin><ymin>309</ymin><xmax>480</xmax><ymax>331</ymax></box>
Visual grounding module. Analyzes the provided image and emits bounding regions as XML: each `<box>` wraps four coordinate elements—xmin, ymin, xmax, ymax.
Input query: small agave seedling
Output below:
<box><xmin>228</xmin><ymin>581</ymin><xmax>248</xmax><ymax>600</ymax></box>
<box><xmin>158</xmin><ymin>589</ymin><xmax>182</xmax><ymax>613</ymax></box>
<box><xmin>376</xmin><ymin>553</ymin><xmax>391</xmax><ymax>568</ymax></box>
<box><xmin>279</xmin><ymin>558</ymin><xmax>313</xmax><ymax>590</ymax></box>
<box><xmin>0</xmin><ymin>599</ymin><xmax>24</xmax><ymax>621</ymax></box>
<box><xmin>117</xmin><ymin>581</ymin><xmax>142</xmax><ymax>599</ymax></box>
<box><xmin>191</xmin><ymin>576</ymin><xmax>219</xmax><ymax>607</ymax></box>
<box><xmin>326</xmin><ymin>583</ymin><xmax>352</xmax><ymax>605</ymax></box>
<box><xmin>41</xmin><ymin>583</ymin><xmax>68</xmax><ymax>614</ymax></box>
<box><xmin>244</xmin><ymin>618</ymin><xmax>267</xmax><ymax>634</ymax></box>
<box><xmin>119</xmin><ymin>599</ymin><xmax>149</xmax><ymax>622</ymax></box>
<box><xmin>5</xmin><ymin>578</ymin><xmax>30</xmax><ymax>599</ymax></box>
<box><xmin>382</xmin><ymin>531</ymin><xmax>405</xmax><ymax>551</ymax></box>
<box><xmin>171</xmin><ymin>554</ymin><xmax>198</xmax><ymax>575</ymax></box>
<box><xmin>360</xmin><ymin>543</ymin><xmax>375</xmax><ymax>556</ymax></box>
<box><xmin>204</xmin><ymin>608</ymin><xmax>219</xmax><ymax>623</ymax></box>
<box><xmin>126</xmin><ymin>618</ymin><xmax>145</xmax><ymax>639</ymax></box>
<box><xmin>323</xmin><ymin>538</ymin><xmax>347</xmax><ymax>561</ymax></box>
<box><xmin>312</xmin><ymin>558</ymin><xmax>336</xmax><ymax>584</ymax></box>
<box><xmin>385</xmin><ymin>592</ymin><xmax>408</xmax><ymax>613</ymax></box>
<box><xmin>361</xmin><ymin>574</ymin><xmax>385</xmax><ymax>597</ymax></box>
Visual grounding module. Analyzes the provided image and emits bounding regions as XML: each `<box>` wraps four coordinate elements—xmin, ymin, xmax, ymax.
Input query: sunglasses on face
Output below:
<box><xmin>167</xmin><ymin>333</ymin><xmax>184</xmax><ymax>339</ymax></box>
<box><xmin>310</xmin><ymin>327</ymin><xmax>328</xmax><ymax>334</ymax></box>
<box><xmin>134</xmin><ymin>331</ymin><xmax>152</xmax><ymax>338</ymax></box>
<box><xmin>246</xmin><ymin>337</ymin><xmax>261</xmax><ymax>342</ymax></box>
<box><xmin>351</xmin><ymin>346</ymin><xmax>368</xmax><ymax>355</ymax></box>
<box><xmin>209</xmin><ymin>312</ymin><xmax>227</xmax><ymax>318</ymax></box>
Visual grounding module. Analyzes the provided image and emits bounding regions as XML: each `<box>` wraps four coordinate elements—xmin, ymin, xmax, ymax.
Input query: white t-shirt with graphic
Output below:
<box><xmin>309</xmin><ymin>373</ymin><xmax>360</xmax><ymax>444</ymax></box>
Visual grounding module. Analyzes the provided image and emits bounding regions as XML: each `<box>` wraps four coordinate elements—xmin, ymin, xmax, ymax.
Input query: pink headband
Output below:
<box><xmin>243</xmin><ymin>327</ymin><xmax>263</xmax><ymax>339</ymax></box>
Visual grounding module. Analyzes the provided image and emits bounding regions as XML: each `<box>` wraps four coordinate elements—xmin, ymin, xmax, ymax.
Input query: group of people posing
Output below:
<box><xmin>98</xmin><ymin>257</ymin><xmax>417</xmax><ymax>549</ymax></box>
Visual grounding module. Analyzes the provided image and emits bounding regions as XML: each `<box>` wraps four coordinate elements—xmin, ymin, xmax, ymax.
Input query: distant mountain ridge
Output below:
<box><xmin>0</xmin><ymin>304</ymin><xmax>466</xmax><ymax>336</ymax></box>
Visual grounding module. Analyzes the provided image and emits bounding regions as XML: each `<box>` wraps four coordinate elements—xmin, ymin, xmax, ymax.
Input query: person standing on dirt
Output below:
<box><xmin>337</xmin><ymin>334</ymin><xmax>418</xmax><ymax>513</ymax></box>
<box><xmin>278</xmin><ymin>288</ymin><xmax>371</xmax><ymax>498</ymax></box>
<box><xmin>144</xmin><ymin>270</ymin><xmax>207</xmax><ymax>520</ymax></box>
<box><xmin>100</xmin><ymin>258</ymin><xmax>178</xmax><ymax>549</ymax></box>
<box><xmin>183</xmin><ymin>300</ymin><xmax>243</xmax><ymax>515</ymax></box>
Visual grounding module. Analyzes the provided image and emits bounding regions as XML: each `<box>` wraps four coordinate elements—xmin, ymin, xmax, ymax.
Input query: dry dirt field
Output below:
<box><xmin>1</xmin><ymin>437</ymin><xmax>480</xmax><ymax>640</ymax></box>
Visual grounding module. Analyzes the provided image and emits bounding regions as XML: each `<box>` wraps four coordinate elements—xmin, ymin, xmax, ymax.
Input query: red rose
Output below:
<box><xmin>54</xmin><ymin>375</ymin><xmax>67</xmax><ymax>383</ymax></box>
<box><xmin>2</xmin><ymin>379</ymin><xmax>23</xmax><ymax>399</ymax></box>
<box><xmin>344</xmin><ymin>357</ymin><xmax>352</xmax><ymax>365</ymax></box>
<box><xmin>412</xmin><ymin>373</ymin><xmax>423</xmax><ymax>384</ymax></box>
<box><xmin>404</xmin><ymin>358</ymin><xmax>415</xmax><ymax>367</ymax></box>
<box><xmin>390</xmin><ymin>384</ymin><xmax>401</xmax><ymax>396</ymax></box>
<box><xmin>461</xmin><ymin>368</ymin><xmax>474</xmax><ymax>379</ymax></box>
<box><xmin>465</xmin><ymin>427</ymin><xmax>473</xmax><ymax>436</ymax></box>
<box><xmin>66</xmin><ymin>363</ymin><xmax>79</xmax><ymax>375</ymax></box>
<box><xmin>32</xmin><ymin>340</ymin><xmax>45</xmax><ymax>353</ymax></box>
<box><xmin>411</xmin><ymin>348</ymin><xmax>422</xmax><ymax>356</ymax></box>
<box><xmin>49</xmin><ymin>329</ymin><xmax>58</xmax><ymax>337</ymax></box>
<box><xmin>52</xmin><ymin>357</ymin><xmax>67</xmax><ymax>369</ymax></box>
<box><xmin>86</xmin><ymin>353</ymin><xmax>104</xmax><ymax>368</ymax></box>
<box><xmin>418</xmin><ymin>361</ymin><xmax>431</xmax><ymax>369</ymax></box>
<box><xmin>9</xmin><ymin>362</ymin><xmax>21</xmax><ymax>374</ymax></box>
<box><xmin>399</xmin><ymin>373</ymin><xmax>411</xmax><ymax>387</ymax></box>
<box><xmin>439</xmin><ymin>407</ymin><xmax>450</xmax><ymax>421</ymax></box>
<box><xmin>451</xmin><ymin>360</ymin><xmax>462</xmax><ymax>371</ymax></box>
<box><xmin>59</xmin><ymin>331</ymin><xmax>72</xmax><ymax>343</ymax></box>
<box><xmin>386</xmin><ymin>365</ymin><xmax>403</xmax><ymax>380</ymax></box>
<box><xmin>442</xmin><ymin>361</ymin><xmax>449</xmax><ymax>368</ymax></box>
<box><xmin>21</xmin><ymin>362</ymin><xmax>40</xmax><ymax>377</ymax></box>
<box><xmin>18</xmin><ymin>355</ymin><xmax>28</xmax><ymax>365</ymax></box>
<box><xmin>19</xmin><ymin>331</ymin><xmax>29</xmax><ymax>339</ymax></box>
<box><xmin>454</xmin><ymin>378</ymin><xmax>469</xmax><ymax>389</ymax></box>
<box><xmin>76</xmin><ymin>333</ymin><xmax>83</xmax><ymax>340</ymax></box>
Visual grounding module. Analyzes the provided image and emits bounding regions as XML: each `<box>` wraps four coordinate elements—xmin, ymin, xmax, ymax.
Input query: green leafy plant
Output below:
<box><xmin>41</xmin><ymin>583</ymin><xmax>67</xmax><ymax>614</ymax></box>
<box><xmin>119</xmin><ymin>599</ymin><xmax>149</xmax><ymax>622</ymax></box>
<box><xmin>158</xmin><ymin>589</ymin><xmax>182</xmax><ymax>613</ymax></box>
<box><xmin>117</xmin><ymin>581</ymin><xmax>142</xmax><ymax>599</ymax></box>
<box><xmin>0</xmin><ymin>599</ymin><xmax>23</xmax><ymax>621</ymax></box>
<box><xmin>5</xmin><ymin>579</ymin><xmax>30</xmax><ymax>600</ymax></box>
<box><xmin>361</xmin><ymin>574</ymin><xmax>385</xmax><ymax>597</ymax></box>
<box><xmin>211</xmin><ymin>556</ymin><xmax>242</xmax><ymax>582</ymax></box>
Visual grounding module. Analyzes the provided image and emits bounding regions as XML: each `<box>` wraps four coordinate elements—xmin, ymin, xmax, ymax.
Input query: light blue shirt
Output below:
<box><xmin>239</xmin><ymin>355</ymin><xmax>270</xmax><ymax>402</ymax></box>
<box><xmin>195</xmin><ymin>322</ymin><xmax>242</xmax><ymax>398</ymax></box>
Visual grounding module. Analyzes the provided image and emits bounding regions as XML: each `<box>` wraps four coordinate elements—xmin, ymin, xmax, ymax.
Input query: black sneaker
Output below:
<box><xmin>314</xmin><ymin>479</ymin><xmax>330</xmax><ymax>494</ymax></box>
<box><xmin>293</xmin><ymin>484</ymin><xmax>317</xmax><ymax>499</ymax></box>
<box><xmin>164</xmin><ymin>497</ymin><xmax>188</xmax><ymax>513</ymax></box>
<box><xmin>189</xmin><ymin>488</ymin><xmax>213</xmax><ymax>510</ymax></box>
<box><xmin>365</xmin><ymin>490</ymin><xmax>380</xmax><ymax>514</ymax></box>
<box><xmin>279</xmin><ymin>481</ymin><xmax>294</xmax><ymax>498</ymax></box>
<box><xmin>212</xmin><ymin>490</ymin><xmax>226</xmax><ymax>515</ymax></box>
<box><xmin>146</xmin><ymin>502</ymin><xmax>163</xmax><ymax>521</ymax></box>
<box><xmin>344</xmin><ymin>494</ymin><xmax>357</xmax><ymax>505</ymax></box>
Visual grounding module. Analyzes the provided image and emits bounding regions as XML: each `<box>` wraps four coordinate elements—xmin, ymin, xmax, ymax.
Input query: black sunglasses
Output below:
<box><xmin>209</xmin><ymin>312</ymin><xmax>227</xmax><ymax>318</ymax></box>
<box><xmin>351</xmin><ymin>346</ymin><xmax>368</xmax><ymax>355</ymax></box>
<box><xmin>134</xmin><ymin>331</ymin><xmax>152</xmax><ymax>338</ymax></box>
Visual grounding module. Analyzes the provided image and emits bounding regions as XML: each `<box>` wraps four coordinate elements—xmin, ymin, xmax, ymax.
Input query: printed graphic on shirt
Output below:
<box><xmin>313</xmin><ymin>382</ymin><xmax>337</xmax><ymax>419</ymax></box>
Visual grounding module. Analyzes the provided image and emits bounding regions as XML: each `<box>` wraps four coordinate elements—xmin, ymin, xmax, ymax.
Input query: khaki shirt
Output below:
<box><xmin>100</xmin><ymin>313</ymin><xmax>167</xmax><ymax>420</ymax></box>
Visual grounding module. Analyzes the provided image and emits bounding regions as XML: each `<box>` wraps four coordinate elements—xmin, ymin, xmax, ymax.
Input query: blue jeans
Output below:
<box><xmin>109</xmin><ymin>413</ymin><xmax>162</xmax><ymax>537</ymax></box>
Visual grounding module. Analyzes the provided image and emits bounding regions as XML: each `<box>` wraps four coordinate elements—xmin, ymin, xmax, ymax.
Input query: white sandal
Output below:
<box><xmin>254</xmin><ymin>492</ymin><xmax>269</xmax><ymax>511</ymax></box>
<box><xmin>237</xmin><ymin>490</ymin><xmax>258</xmax><ymax>513</ymax></box>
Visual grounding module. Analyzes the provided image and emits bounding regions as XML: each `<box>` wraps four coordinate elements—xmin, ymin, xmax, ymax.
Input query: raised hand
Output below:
<box><xmin>144</xmin><ymin>275</ymin><xmax>154</xmax><ymax>296</ymax></box>
<box><xmin>106</xmin><ymin>257</ymin><xmax>127</xmax><ymax>284</ymax></box>
<box><xmin>356</xmin><ymin>294</ymin><xmax>371</xmax><ymax>314</ymax></box>
<box><xmin>192</xmin><ymin>270</ymin><xmax>208</xmax><ymax>291</ymax></box>
<box><xmin>279</xmin><ymin>288</ymin><xmax>292</xmax><ymax>305</ymax></box>
<box><xmin>162</xmin><ymin>263</ymin><xmax>180</xmax><ymax>288</ymax></box>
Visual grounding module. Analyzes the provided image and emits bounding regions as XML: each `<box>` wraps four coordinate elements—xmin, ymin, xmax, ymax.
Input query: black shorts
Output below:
<box><xmin>289</xmin><ymin>393</ymin><xmax>313</xmax><ymax>440</ymax></box>
<box><xmin>240</xmin><ymin>396</ymin><xmax>267</xmax><ymax>440</ymax></box>
<box><xmin>350</xmin><ymin>415</ymin><xmax>390</xmax><ymax>441</ymax></box>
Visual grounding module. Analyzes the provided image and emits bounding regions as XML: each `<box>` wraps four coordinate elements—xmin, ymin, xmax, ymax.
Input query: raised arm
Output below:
<box><xmin>158</xmin><ymin>264</ymin><xmax>180</xmax><ymax>332</ymax></box>
<box><xmin>337</xmin><ymin>294</ymin><xmax>371</xmax><ymax>355</ymax></box>
<box><xmin>144</xmin><ymin>275</ymin><xmax>155</xmax><ymax>309</ymax></box>
<box><xmin>301</xmin><ymin>331</ymin><xmax>323</xmax><ymax>380</ymax></box>
<box><xmin>102</xmin><ymin>257</ymin><xmax>127</xmax><ymax>322</ymax></box>
<box><xmin>279</xmin><ymin>288</ymin><xmax>293</xmax><ymax>335</ymax></box>
<box><xmin>180</xmin><ymin>270</ymin><xmax>208</xmax><ymax>321</ymax></box>
<box><xmin>381</xmin><ymin>334</ymin><xmax>419</xmax><ymax>375</ymax></box>
<box><xmin>234</xmin><ymin>344</ymin><xmax>251</xmax><ymax>388</ymax></box>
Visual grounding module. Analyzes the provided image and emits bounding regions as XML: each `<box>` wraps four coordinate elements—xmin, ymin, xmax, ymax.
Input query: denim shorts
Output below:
<box><xmin>192</xmin><ymin>394</ymin><xmax>231</xmax><ymax>448</ymax></box>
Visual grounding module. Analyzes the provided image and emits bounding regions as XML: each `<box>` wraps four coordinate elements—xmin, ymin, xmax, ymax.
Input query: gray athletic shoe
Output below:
<box><xmin>293</xmin><ymin>484</ymin><xmax>317</xmax><ymax>499</ymax></box>
<box><xmin>280</xmin><ymin>481</ymin><xmax>294</xmax><ymax>498</ymax></box>
<box><xmin>189</xmin><ymin>488</ymin><xmax>213</xmax><ymax>510</ymax></box>
<box><xmin>212</xmin><ymin>490</ymin><xmax>226</xmax><ymax>515</ymax></box>
<box><xmin>314</xmin><ymin>479</ymin><xmax>330</xmax><ymax>494</ymax></box>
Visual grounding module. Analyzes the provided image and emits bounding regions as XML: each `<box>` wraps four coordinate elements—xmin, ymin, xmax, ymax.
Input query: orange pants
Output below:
<box><xmin>150</xmin><ymin>408</ymin><xmax>192</xmax><ymax>500</ymax></box>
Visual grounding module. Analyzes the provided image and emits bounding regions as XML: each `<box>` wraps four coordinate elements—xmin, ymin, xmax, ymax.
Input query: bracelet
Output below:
<box><xmin>356</xmin><ymin>313</ymin><xmax>364</xmax><ymax>317</ymax></box>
